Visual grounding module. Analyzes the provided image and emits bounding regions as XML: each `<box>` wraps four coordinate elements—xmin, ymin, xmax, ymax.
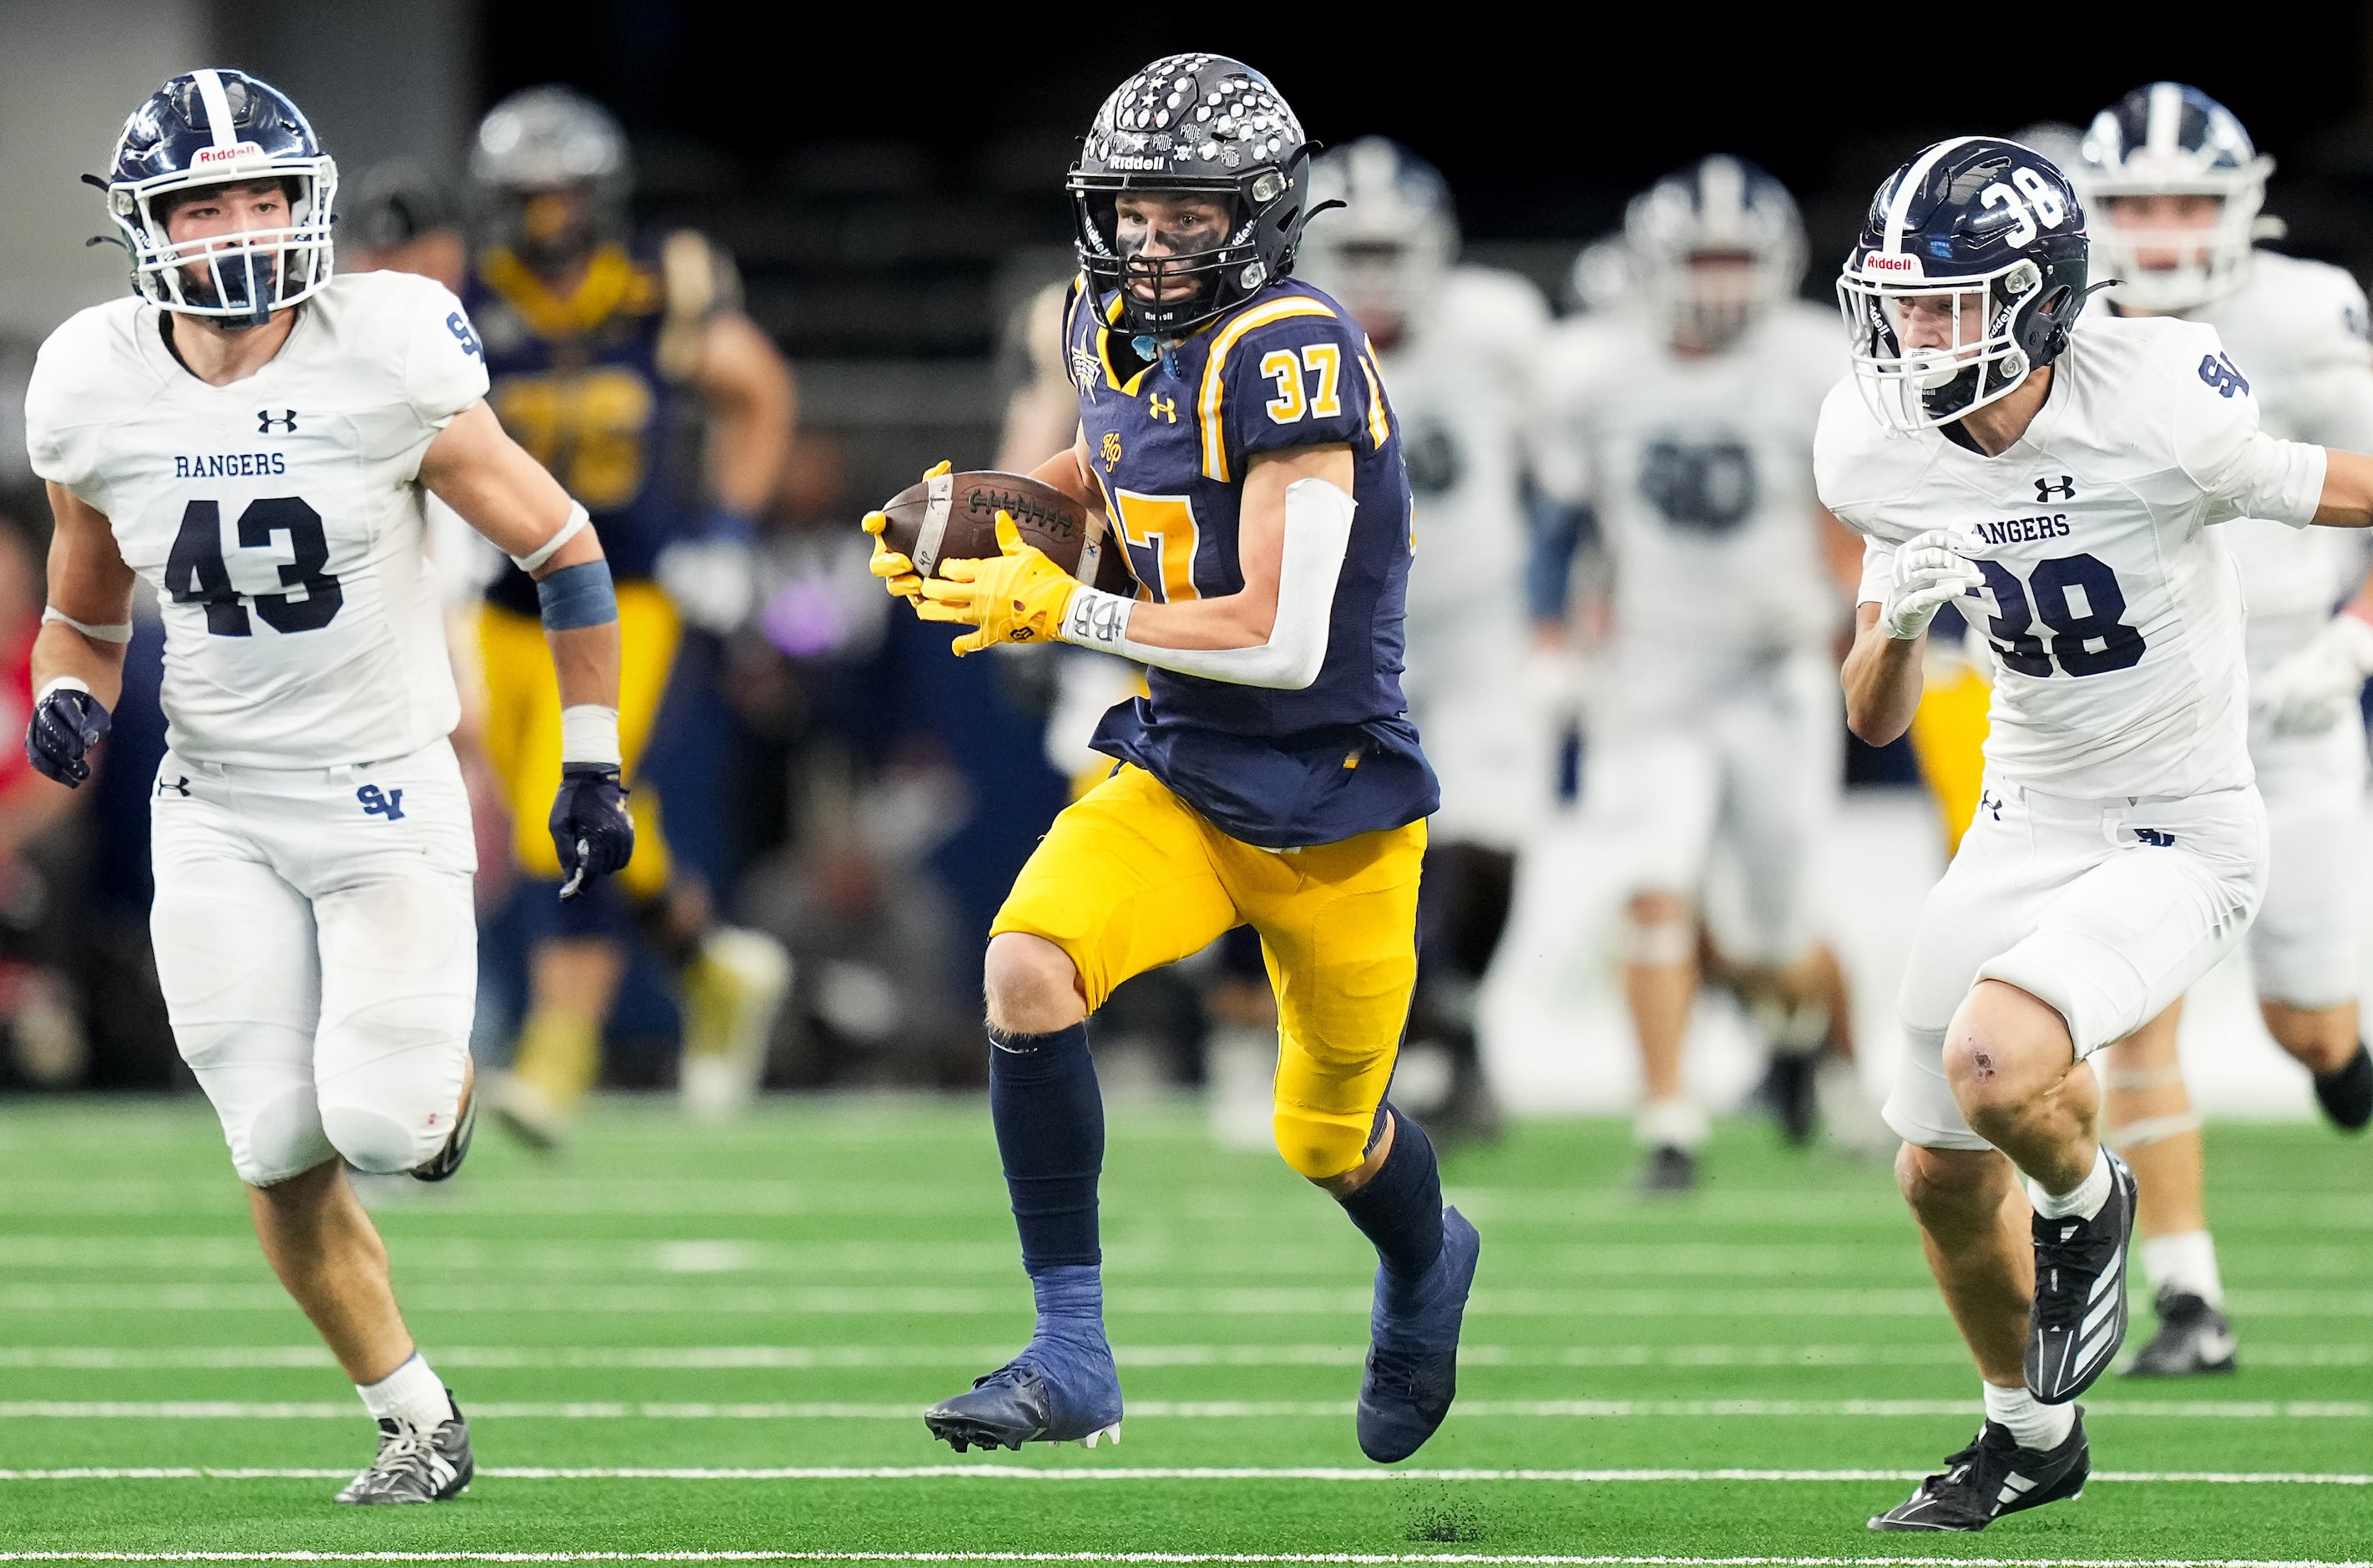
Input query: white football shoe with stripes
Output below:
<box><xmin>2026</xmin><ymin>1151</ymin><xmax>2138</xmax><ymax>1404</ymax></box>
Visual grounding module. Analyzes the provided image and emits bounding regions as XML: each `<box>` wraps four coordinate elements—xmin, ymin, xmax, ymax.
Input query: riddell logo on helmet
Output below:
<box><xmin>1864</xmin><ymin>251</ymin><xmax>1923</xmax><ymax>276</ymax></box>
<box><xmin>190</xmin><ymin>142</ymin><xmax>265</xmax><ymax>168</ymax></box>
<box><xmin>1104</xmin><ymin>154</ymin><xmax>1170</xmax><ymax>172</ymax></box>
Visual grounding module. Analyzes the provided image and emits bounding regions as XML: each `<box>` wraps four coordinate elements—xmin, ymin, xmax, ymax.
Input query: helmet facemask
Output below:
<box><xmin>1072</xmin><ymin>171</ymin><xmax>1290</xmax><ymax>339</ymax></box>
<box><xmin>1839</xmin><ymin>256</ymin><xmax>2068</xmax><ymax>434</ymax></box>
<box><xmin>2085</xmin><ymin>174</ymin><xmax>2268</xmax><ymax>313</ymax></box>
<box><xmin>115</xmin><ymin>166</ymin><xmax>336</xmax><ymax>329</ymax></box>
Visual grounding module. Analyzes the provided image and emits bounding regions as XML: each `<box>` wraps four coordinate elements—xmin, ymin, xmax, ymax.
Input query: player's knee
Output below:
<box><xmin>1622</xmin><ymin>892</ymin><xmax>1694</xmax><ymax>967</ymax></box>
<box><xmin>1273</xmin><ymin>1106</ymin><xmax>1367</xmax><ymax>1183</ymax></box>
<box><xmin>315</xmin><ymin>1025</ymin><xmax>468</xmax><ymax>1176</ymax></box>
<box><xmin>1942</xmin><ymin>980</ymin><xmax>2072</xmax><ymax>1127</ymax></box>
<box><xmin>236</xmin><ymin>1082</ymin><xmax>340</xmax><ymax>1188</ymax></box>
<box><xmin>983</xmin><ymin>933</ymin><xmax>1087</xmax><ymax>1034</ymax></box>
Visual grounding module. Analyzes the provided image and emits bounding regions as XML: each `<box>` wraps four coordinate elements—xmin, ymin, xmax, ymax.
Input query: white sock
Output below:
<box><xmin>1636</xmin><ymin>1096</ymin><xmax>1708</xmax><ymax>1151</ymax></box>
<box><xmin>2141</xmin><ymin>1229</ymin><xmax>2224</xmax><ymax>1308</ymax></box>
<box><xmin>356</xmin><ymin>1352</ymin><xmax>451</xmax><ymax>1432</ymax></box>
<box><xmin>1983</xmin><ymin>1379</ymin><xmax>2076</xmax><ymax>1452</ymax></box>
<box><xmin>2028</xmin><ymin>1145</ymin><xmax>2112</xmax><ymax>1221</ymax></box>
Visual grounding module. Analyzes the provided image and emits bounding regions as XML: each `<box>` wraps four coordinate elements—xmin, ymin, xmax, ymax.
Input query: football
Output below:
<box><xmin>874</xmin><ymin>470</ymin><xmax>1138</xmax><ymax>597</ymax></box>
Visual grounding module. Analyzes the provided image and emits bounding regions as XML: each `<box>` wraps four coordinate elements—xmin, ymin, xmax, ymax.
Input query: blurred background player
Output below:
<box><xmin>1298</xmin><ymin>137</ymin><xmax>1553</xmax><ymax>1141</ymax></box>
<box><xmin>2072</xmin><ymin>83</ymin><xmax>2373</xmax><ymax>1377</ymax></box>
<box><xmin>345</xmin><ymin>160</ymin><xmax>466</xmax><ymax>293</ymax></box>
<box><xmin>463</xmin><ymin>86</ymin><xmax>797</xmax><ymax>1142</ymax></box>
<box><xmin>1532</xmin><ymin>156</ymin><xmax>1863</xmax><ymax>1192</ymax></box>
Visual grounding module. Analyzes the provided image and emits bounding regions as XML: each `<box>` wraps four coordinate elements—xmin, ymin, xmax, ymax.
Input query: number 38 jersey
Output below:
<box><xmin>1818</xmin><ymin>313</ymin><xmax>2329</xmax><ymax>801</ymax></box>
<box><xmin>23</xmin><ymin>271</ymin><xmax>488</xmax><ymax>769</ymax></box>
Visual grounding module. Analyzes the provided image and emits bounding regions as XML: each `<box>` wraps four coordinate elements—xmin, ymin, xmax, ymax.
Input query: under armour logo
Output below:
<box><xmin>357</xmin><ymin>784</ymin><xmax>406</xmax><ymax>821</ymax></box>
<box><xmin>2034</xmin><ymin>475</ymin><xmax>2076</xmax><ymax>502</ymax></box>
<box><xmin>156</xmin><ymin>775</ymin><xmax>190</xmax><ymax>798</ymax></box>
<box><xmin>257</xmin><ymin>409</ymin><xmax>297</xmax><ymax>434</ymax></box>
<box><xmin>1148</xmin><ymin>392</ymin><xmax>1178</xmax><ymax>424</ymax></box>
<box><xmin>2134</xmin><ymin>827</ymin><xmax>2178</xmax><ymax>847</ymax></box>
<box><xmin>1979</xmin><ymin>787</ymin><xmax>2003</xmax><ymax>822</ymax></box>
<box><xmin>2198</xmin><ymin>352</ymin><xmax>2250</xmax><ymax>398</ymax></box>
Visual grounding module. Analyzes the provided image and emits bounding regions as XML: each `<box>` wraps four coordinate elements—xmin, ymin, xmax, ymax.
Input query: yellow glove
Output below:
<box><xmin>859</xmin><ymin>459</ymin><xmax>950</xmax><ymax>603</ymax></box>
<box><xmin>914</xmin><ymin>512</ymin><xmax>1080</xmax><ymax>655</ymax></box>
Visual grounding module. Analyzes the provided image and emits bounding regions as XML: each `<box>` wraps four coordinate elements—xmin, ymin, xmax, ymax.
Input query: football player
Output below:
<box><xmin>864</xmin><ymin>54</ymin><xmax>1471</xmax><ymax>1464</ymax></box>
<box><xmin>22</xmin><ymin>70</ymin><xmax>630</xmax><ymax>1502</ymax></box>
<box><xmin>1532</xmin><ymin>157</ymin><xmax>1862</xmax><ymax>1192</ymax></box>
<box><xmin>1826</xmin><ymin>135</ymin><xmax>2373</xmax><ymax>1530</ymax></box>
<box><xmin>463</xmin><ymin>87</ymin><xmax>797</xmax><ymax>1141</ymax></box>
<box><xmin>2072</xmin><ymin>84</ymin><xmax>2373</xmax><ymax>1378</ymax></box>
<box><xmin>1296</xmin><ymin>136</ymin><xmax>1551</xmax><ymax>1140</ymax></box>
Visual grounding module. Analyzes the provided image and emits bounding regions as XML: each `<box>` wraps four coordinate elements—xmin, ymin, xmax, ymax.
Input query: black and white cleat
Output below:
<box><xmin>1637</xmin><ymin>1145</ymin><xmax>1698</xmax><ymax>1196</ymax></box>
<box><xmin>2123</xmin><ymin>1287</ymin><xmax>2238</xmax><ymax>1377</ymax></box>
<box><xmin>1867</xmin><ymin>1410</ymin><xmax>2089</xmax><ymax>1531</ymax></box>
<box><xmin>410</xmin><ymin>1071</ymin><xmax>478</xmax><ymax>1184</ymax></box>
<box><xmin>2026</xmin><ymin>1151</ymin><xmax>2137</xmax><ymax>1404</ymax></box>
<box><xmin>334</xmin><ymin>1398</ymin><xmax>473</xmax><ymax>1504</ymax></box>
<box><xmin>2313</xmin><ymin>1043</ymin><xmax>2371</xmax><ymax>1132</ymax></box>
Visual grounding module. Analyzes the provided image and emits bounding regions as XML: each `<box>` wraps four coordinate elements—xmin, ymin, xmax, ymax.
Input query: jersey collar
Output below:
<box><xmin>479</xmin><ymin>243</ymin><xmax>645</xmax><ymax>341</ymax></box>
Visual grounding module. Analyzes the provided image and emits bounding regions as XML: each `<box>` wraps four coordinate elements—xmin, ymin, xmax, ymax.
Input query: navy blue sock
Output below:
<box><xmin>988</xmin><ymin>1023</ymin><xmax>1104</xmax><ymax>1277</ymax></box>
<box><xmin>1337</xmin><ymin>1105</ymin><xmax>1445</xmax><ymax>1281</ymax></box>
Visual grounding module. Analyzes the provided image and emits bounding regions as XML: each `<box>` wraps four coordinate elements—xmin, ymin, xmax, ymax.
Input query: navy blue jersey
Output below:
<box><xmin>464</xmin><ymin>238</ymin><xmax>696</xmax><ymax>613</ymax></box>
<box><xmin>1066</xmin><ymin>276</ymin><xmax>1436</xmax><ymax>848</ymax></box>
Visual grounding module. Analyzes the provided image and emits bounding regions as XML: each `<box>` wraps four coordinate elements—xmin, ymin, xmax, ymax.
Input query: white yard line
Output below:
<box><xmin>0</xmin><ymin>1552</ymin><xmax>2367</xmax><ymax>1566</ymax></box>
<box><xmin>3</xmin><ymin>1399</ymin><xmax>2365</xmax><ymax>1419</ymax></box>
<box><xmin>0</xmin><ymin>1466</ymin><xmax>2366</xmax><ymax>1485</ymax></box>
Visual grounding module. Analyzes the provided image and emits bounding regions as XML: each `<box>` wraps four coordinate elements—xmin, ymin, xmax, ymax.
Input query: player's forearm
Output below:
<box><xmin>1030</xmin><ymin>435</ymin><xmax>1100</xmax><ymax>511</ymax></box>
<box><xmin>1112</xmin><ymin>589</ymin><xmax>1278</xmax><ymax>650</ymax></box>
<box><xmin>546</xmin><ymin>622</ymin><xmax>621</xmax><ymax>714</ymax></box>
<box><xmin>2311</xmin><ymin>447</ymin><xmax>2373</xmax><ymax>528</ymax></box>
<box><xmin>1842</xmin><ymin>609</ymin><xmax>1925</xmax><ymax>746</ymax></box>
<box><xmin>28</xmin><ymin>623</ymin><xmax>127</xmax><ymax>711</ymax></box>
<box><xmin>699</xmin><ymin>315</ymin><xmax>794</xmax><ymax>514</ymax></box>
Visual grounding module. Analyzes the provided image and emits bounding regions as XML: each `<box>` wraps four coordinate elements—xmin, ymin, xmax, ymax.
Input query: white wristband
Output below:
<box><xmin>512</xmin><ymin>503</ymin><xmax>593</xmax><ymax>574</ymax></box>
<box><xmin>35</xmin><ymin>675</ymin><xmax>92</xmax><ymax>705</ymax></box>
<box><xmin>559</xmin><ymin>704</ymin><xmax>622</xmax><ymax>767</ymax></box>
<box><xmin>1060</xmin><ymin>586</ymin><xmax>1136</xmax><ymax>653</ymax></box>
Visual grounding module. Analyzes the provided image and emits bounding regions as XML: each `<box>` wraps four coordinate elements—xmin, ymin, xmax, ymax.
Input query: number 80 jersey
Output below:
<box><xmin>1816</xmin><ymin>314</ymin><xmax>2328</xmax><ymax>801</ymax></box>
<box><xmin>24</xmin><ymin>272</ymin><xmax>488</xmax><ymax>769</ymax></box>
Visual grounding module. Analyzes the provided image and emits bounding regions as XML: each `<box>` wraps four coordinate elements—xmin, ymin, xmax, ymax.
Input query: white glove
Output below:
<box><xmin>656</xmin><ymin>537</ymin><xmax>758</xmax><ymax>634</ymax></box>
<box><xmin>2255</xmin><ymin>612</ymin><xmax>2373</xmax><ymax>736</ymax></box>
<box><xmin>1880</xmin><ymin>529</ymin><xmax>1984</xmax><ymax>642</ymax></box>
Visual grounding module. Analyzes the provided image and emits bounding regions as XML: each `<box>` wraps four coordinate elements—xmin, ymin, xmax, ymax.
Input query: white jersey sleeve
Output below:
<box><xmin>24</xmin><ymin>300</ymin><xmax>154</xmax><ymax>508</ymax></box>
<box><xmin>2165</xmin><ymin>324</ymin><xmax>2327</xmax><ymax>529</ymax></box>
<box><xmin>1855</xmin><ymin>533</ymin><xmax>1895</xmax><ymax>605</ymax></box>
<box><xmin>353</xmin><ymin>271</ymin><xmax>492</xmax><ymax>478</ymax></box>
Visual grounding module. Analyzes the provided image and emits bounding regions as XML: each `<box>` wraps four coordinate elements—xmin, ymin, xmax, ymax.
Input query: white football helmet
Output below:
<box><xmin>1627</xmin><ymin>154</ymin><xmax>1804</xmax><ymax>351</ymax></box>
<box><xmin>2076</xmin><ymin>83</ymin><xmax>2273</xmax><ymax>314</ymax></box>
<box><xmin>1299</xmin><ymin>137</ymin><xmax>1457</xmax><ymax>344</ymax></box>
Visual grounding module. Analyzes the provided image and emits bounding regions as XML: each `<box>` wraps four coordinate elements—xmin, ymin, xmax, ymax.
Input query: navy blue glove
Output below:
<box><xmin>25</xmin><ymin>685</ymin><xmax>111</xmax><ymax>787</ymax></box>
<box><xmin>549</xmin><ymin>762</ymin><xmax>635</xmax><ymax>900</ymax></box>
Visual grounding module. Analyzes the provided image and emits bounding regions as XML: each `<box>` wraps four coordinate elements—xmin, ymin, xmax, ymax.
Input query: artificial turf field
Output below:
<box><xmin>0</xmin><ymin>1097</ymin><xmax>2366</xmax><ymax>1565</ymax></box>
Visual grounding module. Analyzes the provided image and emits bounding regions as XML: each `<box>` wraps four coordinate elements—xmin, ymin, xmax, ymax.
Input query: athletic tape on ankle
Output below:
<box><xmin>2106</xmin><ymin>1110</ymin><xmax>2202</xmax><ymax>1150</ymax></box>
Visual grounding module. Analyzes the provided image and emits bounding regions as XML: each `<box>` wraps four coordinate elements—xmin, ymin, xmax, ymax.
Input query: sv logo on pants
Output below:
<box><xmin>357</xmin><ymin>785</ymin><xmax>406</xmax><ymax>821</ymax></box>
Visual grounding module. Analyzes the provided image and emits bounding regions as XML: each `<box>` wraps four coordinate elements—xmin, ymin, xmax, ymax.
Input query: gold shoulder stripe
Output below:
<box><xmin>1197</xmin><ymin>296</ymin><xmax>1338</xmax><ymax>482</ymax></box>
<box><xmin>1359</xmin><ymin>352</ymin><xmax>1391</xmax><ymax>449</ymax></box>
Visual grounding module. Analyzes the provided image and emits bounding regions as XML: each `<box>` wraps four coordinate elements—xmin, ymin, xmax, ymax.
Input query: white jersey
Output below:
<box><xmin>1819</xmin><ymin>313</ymin><xmax>2327</xmax><ymax>801</ymax></box>
<box><xmin>1381</xmin><ymin>266</ymin><xmax>1546</xmax><ymax>649</ymax></box>
<box><xmin>1531</xmin><ymin>301</ymin><xmax>1844</xmax><ymax>682</ymax></box>
<box><xmin>2190</xmin><ymin>250</ymin><xmax>2373</xmax><ymax>655</ymax></box>
<box><xmin>25</xmin><ymin>272</ymin><xmax>487</xmax><ymax>769</ymax></box>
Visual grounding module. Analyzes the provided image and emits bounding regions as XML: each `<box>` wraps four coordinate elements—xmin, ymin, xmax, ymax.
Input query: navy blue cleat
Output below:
<box><xmin>923</xmin><ymin>1323</ymin><xmax>1122</xmax><ymax>1453</ymax></box>
<box><xmin>1357</xmin><ymin>1204</ymin><xmax>1480</xmax><ymax>1463</ymax></box>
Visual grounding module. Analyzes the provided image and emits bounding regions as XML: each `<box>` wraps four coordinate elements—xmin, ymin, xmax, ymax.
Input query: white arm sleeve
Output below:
<box><xmin>1061</xmin><ymin>477</ymin><xmax>1353</xmax><ymax>690</ymax></box>
<box><xmin>2171</xmin><ymin>326</ymin><xmax>2328</xmax><ymax>527</ymax></box>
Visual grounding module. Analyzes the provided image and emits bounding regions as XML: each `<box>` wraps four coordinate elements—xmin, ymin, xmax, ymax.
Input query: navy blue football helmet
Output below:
<box><xmin>2075</xmin><ymin>83</ymin><xmax>2273</xmax><ymax>314</ymax></box>
<box><xmin>1627</xmin><ymin>154</ymin><xmax>1804</xmax><ymax>350</ymax></box>
<box><xmin>1837</xmin><ymin>137</ymin><xmax>2088</xmax><ymax>434</ymax></box>
<box><xmin>105</xmin><ymin>69</ymin><xmax>336</xmax><ymax>327</ymax></box>
<box><xmin>1069</xmin><ymin>54</ymin><xmax>1316</xmax><ymax>338</ymax></box>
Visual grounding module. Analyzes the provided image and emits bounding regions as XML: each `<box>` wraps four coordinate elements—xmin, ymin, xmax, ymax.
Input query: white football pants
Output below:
<box><xmin>1888</xmin><ymin>778</ymin><xmax>2267</xmax><ymax>1152</ymax></box>
<box><xmin>149</xmin><ymin>740</ymin><xmax>477</xmax><ymax>1187</ymax></box>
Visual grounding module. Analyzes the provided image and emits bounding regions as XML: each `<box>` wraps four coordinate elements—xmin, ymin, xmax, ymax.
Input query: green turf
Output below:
<box><xmin>0</xmin><ymin>1095</ymin><xmax>2366</xmax><ymax>1561</ymax></box>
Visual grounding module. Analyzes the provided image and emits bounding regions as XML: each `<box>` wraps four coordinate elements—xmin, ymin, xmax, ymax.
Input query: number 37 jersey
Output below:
<box><xmin>23</xmin><ymin>272</ymin><xmax>488</xmax><ymax>769</ymax></box>
<box><xmin>1817</xmin><ymin>314</ymin><xmax>2328</xmax><ymax>801</ymax></box>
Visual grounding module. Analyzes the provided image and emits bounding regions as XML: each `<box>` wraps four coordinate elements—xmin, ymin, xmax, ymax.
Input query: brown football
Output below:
<box><xmin>875</xmin><ymin>470</ymin><xmax>1137</xmax><ymax>597</ymax></box>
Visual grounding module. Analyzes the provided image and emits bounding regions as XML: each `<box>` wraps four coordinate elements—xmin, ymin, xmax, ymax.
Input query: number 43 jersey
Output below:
<box><xmin>23</xmin><ymin>272</ymin><xmax>488</xmax><ymax>769</ymax></box>
<box><xmin>1818</xmin><ymin>313</ymin><xmax>2329</xmax><ymax>802</ymax></box>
